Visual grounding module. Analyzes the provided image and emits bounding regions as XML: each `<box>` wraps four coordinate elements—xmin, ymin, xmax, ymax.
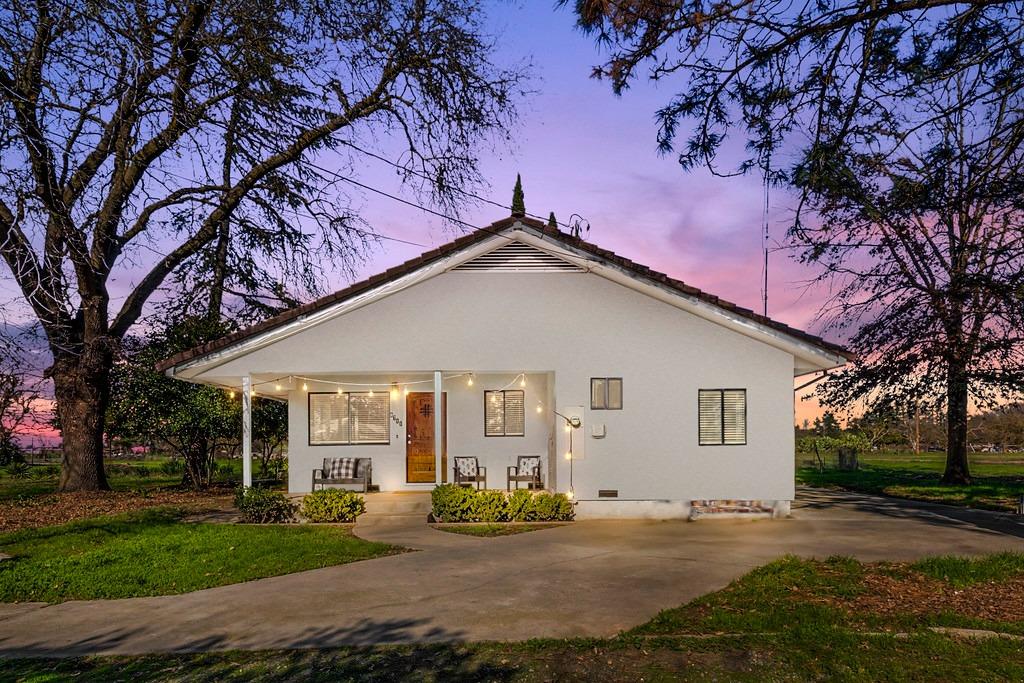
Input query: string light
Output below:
<box><xmin>536</xmin><ymin>403</ymin><xmax>543</xmax><ymax>413</ymax></box>
<box><xmin>275</xmin><ymin>384</ymin><xmax>282</xmax><ymax>391</ymax></box>
<box><xmin>403</xmin><ymin>387</ymin><xmax>410</xmax><ymax>396</ymax></box>
<box><xmin>566</xmin><ymin>490</ymin><xmax>574</xmax><ymax>500</ymax></box>
<box><xmin>467</xmin><ymin>373</ymin><xmax>474</xmax><ymax>387</ymax></box>
<box><xmin>390</xmin><ymin>383</ymin><xmax>399</xmax><ymax>399</ymax></box>
<box><xmin>337</xmin><ymin>387</ymin><xmax>343</xmax><ymax>395</ymax></box>
<box><xmin>519</xmin><ymin>374</ymin><xmax>526</xmax><ymax>387</ymax></box>
<box><xmin>368</xmin><ymin>389</ymin><xmax>374</xmax><ymax>397</ymax></box>
<box><xmin>564</xmin><ymin>451</ymin><xmax>572</xmax><ymax>460</ymax></box>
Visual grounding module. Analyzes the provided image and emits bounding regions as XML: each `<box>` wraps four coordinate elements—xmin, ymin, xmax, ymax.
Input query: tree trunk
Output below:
<box><xmin>52</xmin><ymin>348</ymin><xmax>113</xmax><ymax>492</ymax></box>
<box><xmin>942</xmin><ymin>361</ymin><xmax>971</xmax><ymax>485</ymax></box>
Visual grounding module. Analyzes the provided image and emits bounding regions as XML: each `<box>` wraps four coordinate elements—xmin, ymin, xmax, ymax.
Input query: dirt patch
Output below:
<box><xmin>850</xmin><ymin>569</ymin><xmax>1024</xmax><ymax>623</ymax></box>
<box><xmin>0</xmin><ymin>489</ymin><xmax>234</xmax><ymax>532</ymax></box>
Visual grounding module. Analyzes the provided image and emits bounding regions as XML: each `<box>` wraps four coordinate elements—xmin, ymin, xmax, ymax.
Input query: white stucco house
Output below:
<box><xmin>159</xmin><ymin>214</ymin><xmax>851</xmax><ymax>518</ymax></box>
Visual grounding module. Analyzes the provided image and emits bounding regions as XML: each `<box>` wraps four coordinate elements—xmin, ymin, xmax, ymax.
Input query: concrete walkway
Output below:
<box><xmin>1</xmin><ymin>488</ymin><xmax>1023</xmax><ymax>658</ymax></box>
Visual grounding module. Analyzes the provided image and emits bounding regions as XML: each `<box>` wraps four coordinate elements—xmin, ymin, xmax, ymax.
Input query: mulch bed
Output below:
<box><xmin>795</xmin><ymin>562</ymin><xmax>1024</xmax><ymax>625</ymax></box>
<box><xmin>0</xmin><ymin>489</ymin><xmax>234</xmax><ymax>533</ymax></box>
<box><xmin>850</xmin><ymin>569</ymin><xmax>1024</xmax><ymax>623</ymax></box>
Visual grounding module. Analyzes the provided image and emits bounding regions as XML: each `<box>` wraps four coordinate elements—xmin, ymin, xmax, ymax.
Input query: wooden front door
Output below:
<box><xmin>406</xmin><ymin>392</ymin><xmax>447</xmax><ymax>483</ymax></box>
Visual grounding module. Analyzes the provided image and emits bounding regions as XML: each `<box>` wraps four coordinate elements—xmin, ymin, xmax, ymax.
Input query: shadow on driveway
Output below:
<box><xmin>796</xmin><ymin>486</ymin><xmax>1024</xmax><ymax>540</ymax></box>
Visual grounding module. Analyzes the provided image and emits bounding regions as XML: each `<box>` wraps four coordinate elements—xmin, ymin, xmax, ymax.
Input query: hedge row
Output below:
<box><xmin>234</xmin><ymin>488</ymin><xmax>365</xmax><ymax>523</ymax></box>
<box><xmin>431</xmin><ymin>484</ymin><xmax>574</xmax><ymax>523</ymax></box>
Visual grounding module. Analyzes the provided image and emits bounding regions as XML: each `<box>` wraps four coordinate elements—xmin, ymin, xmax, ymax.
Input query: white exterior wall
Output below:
<box><xmin>201</xmin><ymin>270</ymin><xmax>796</xmax><ymax>504</ymax></box>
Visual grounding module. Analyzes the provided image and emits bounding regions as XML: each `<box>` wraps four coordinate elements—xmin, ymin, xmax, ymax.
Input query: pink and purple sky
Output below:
<box><xmin>328</xmin><ymin>3</ymin><xmax>835</xmax><ymax>424</ymax></box>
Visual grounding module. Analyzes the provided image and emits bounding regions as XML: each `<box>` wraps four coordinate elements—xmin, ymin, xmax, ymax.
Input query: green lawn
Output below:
<box><xmin>5</xmin><ymin>553</ymin><xmax>1024</xmax><ymax>681</ymax></box>
<box><xmin>0</xmin><ymin>507</ymin><xmax>400</xmax><ymax>603</ymax></box>
<box><xmin>0</xmin><ymin>457</ymin><xmax>247</xmax><ymax>502</ymax></box>
<box><xmin>433</xmin><ymin>523</ymin><xmax>562</xmax><ymax>537</ymax></box>
<box><xmin>797</xmin><ymin>450</ymin><xmax>1024</xmax><ymax>511</ymax></box>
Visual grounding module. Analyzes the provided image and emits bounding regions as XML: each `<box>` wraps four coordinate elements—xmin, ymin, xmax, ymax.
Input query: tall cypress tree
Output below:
<box><xmin>511</xmin><ymin>174</ymin><xmax>525</xmax><ymax>215</ymax></box>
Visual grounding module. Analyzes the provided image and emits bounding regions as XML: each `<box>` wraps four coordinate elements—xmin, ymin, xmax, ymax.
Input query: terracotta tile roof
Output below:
<box><xmin>157</xmin><ymin>215</ymin><xmax>852</xmax><ymax>372</ymax></box>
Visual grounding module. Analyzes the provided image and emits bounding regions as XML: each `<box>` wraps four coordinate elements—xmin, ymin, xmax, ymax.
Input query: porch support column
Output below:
<box><xmin>433</xmin><ymin>370</ymin><xmax>443</xmax><ymax>484</ymax></box>
<box><xmin>242</xmin><ymin>375</ymin><xmax>253</xmax><ymax>488</ymax></box>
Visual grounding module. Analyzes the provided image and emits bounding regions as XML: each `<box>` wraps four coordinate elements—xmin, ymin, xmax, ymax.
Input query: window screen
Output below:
<box><xmin>484</xmin><ymin>390</ymin><xmax>525</xmax><ymax>436</ymax></box>
<box><xmin>698</xmin><ymin>389</ymin><xmax>746</xmax><ymax>445</ymax></box>
<box><xmin>309</xmin><ymin>392</ymin><xmax>390</xmax><ymax>445</ymax></box>
<box><xmin>591</xmin><ymin>377</ymin><xmax>623</xmax><ymax>410</ymax></box>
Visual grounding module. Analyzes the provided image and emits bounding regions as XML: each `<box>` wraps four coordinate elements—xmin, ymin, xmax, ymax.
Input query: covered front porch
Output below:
<box><xmin>236</xmin><ymin>370</ymin><xmax>559</xmax><ymax>493</ymax></box>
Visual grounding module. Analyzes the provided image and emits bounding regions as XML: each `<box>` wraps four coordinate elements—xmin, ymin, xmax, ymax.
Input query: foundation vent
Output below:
<box><xmin>598</xmin><ymin>489</ymin><xmax>619</xmax><ymax>498</ymax></box>
<box><xmin>454</xmin><ymin>242</ymin><xmax>583</xmax><ymax>273</ymax></box>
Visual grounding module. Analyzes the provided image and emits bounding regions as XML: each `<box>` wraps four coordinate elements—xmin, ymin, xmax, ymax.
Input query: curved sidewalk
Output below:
<box><xmin>1</xmin><ymin>488</ymin><xmax>1022</xmax><ymax>658</ymax></box>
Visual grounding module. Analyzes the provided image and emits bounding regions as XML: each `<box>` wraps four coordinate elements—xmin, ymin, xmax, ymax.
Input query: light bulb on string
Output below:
<box><xmin>519</xmin><ymin>374</ymin><xmax>526</xmax><ymax>387</ymax></box>
<box><xmin>301</xmin><ymin>382</ymin><xmax>308</xmax><ymax>392</ymax></box>
<box><xmin>467</xmin><ymin>374</ymin><xmax>474</xmax><ymax>387</ymax></box>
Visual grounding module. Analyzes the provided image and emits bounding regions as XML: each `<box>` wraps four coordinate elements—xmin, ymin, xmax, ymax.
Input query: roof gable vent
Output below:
<box><xmin>454</xmin><ymin>241</ymin><xmax>583</xmax><ymax>273</ymax></box>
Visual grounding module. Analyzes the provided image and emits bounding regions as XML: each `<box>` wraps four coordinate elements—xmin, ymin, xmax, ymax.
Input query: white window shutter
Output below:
<box><xmin>698</xmin><ymin>390</ymin><xmax>723</xmax><ymax>446</ymax></box>
<box><xmin>485</xmin><ymin>391</ymin><xmax>505</xmax><ymax>436</ymax></box>
<box><xmin>504</xmin><ymin>390</ymin><xmax>525</xmax><ymax>436</ymax></box>
<box><xmin>722</xmin><ymin>390</ymin><xmax>747</xmax><ymax>445</ymax></box>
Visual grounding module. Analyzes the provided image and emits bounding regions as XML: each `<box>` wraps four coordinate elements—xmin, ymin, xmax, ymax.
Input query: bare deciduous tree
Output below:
<box><xmin>0</xmin><ymin>0</ymin><xmax>526</xmax><ymax>491</ymax></box>
<box><xmin>568</xmin><ymin>0</ymin><xmax>1024</xmax><ymax>483</ymax></box>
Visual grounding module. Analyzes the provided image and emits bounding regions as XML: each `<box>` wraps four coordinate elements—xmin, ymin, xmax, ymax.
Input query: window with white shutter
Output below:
<box><xmin>698</xmin><ymin>389</ymin><xmax>746</xmax><ymax>446</ymax></box>
<box><xmin>309</xmin><ymin>392</ymin><xmax>390</xmax><ymax>445</ymax></box>
<box><xmin>484</xmin><ymin>390</ymin><xmax>525</xmax><ymax>437</ymax></box>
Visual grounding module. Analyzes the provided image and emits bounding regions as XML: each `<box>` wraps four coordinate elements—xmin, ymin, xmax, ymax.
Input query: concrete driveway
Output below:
<box><xmin>1</xmin><ymin>487</ymin><xmax>1023</xmax><ymax>658</ymax></box>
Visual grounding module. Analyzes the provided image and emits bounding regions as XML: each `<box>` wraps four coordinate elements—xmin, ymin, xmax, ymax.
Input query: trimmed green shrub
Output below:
<box><xmin>506</xmin><ymin>489</ymin><xmax>533</xmax><ymax>521</ymax></box>
<box><xmin>475</xmin><ymin>490</ymin><xmax>508</xmax><ymax>522</ymax></box>
<box><xmin>234</xmin><ymin>487</ymin><xmax>296</xmax><ymax>523</ymax></box>
<box><xmin>430</xmin><ymin>486</ymin><xmax>574</xmax><ymax>523</ymax></box>
<box><xmin>530</xmin><ymin>492</ymin><xmax>574</xmax><ymax>521</ymax></box>
<box><xmin>134</xmin><ymin>464</ymin><xmax>151</xmax><ymax>478</ymax></box>
<box><xmin>300</xmin><ymin>489</ymin><xmax>366</xmax><ymax>523</ymax></box>
<box><xmin>431</xmin><ymin>484</ymin><xmax>477</xmax><ymax>522</ymax></box>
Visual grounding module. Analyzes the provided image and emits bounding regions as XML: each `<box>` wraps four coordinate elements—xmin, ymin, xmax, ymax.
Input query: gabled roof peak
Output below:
<box><xmin>157</xmin><ymin>215</ymin><xmax>851</xmax><ymax>372</ymax></box>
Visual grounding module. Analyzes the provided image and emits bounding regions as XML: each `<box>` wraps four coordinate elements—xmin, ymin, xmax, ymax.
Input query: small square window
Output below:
<box><xmin>698</xmin><ymin>389</ymin><xmax>746</xmax><ymax>445</ymax></box>
<box><xmin>591</xmin><ymin>377</ymin><xmax>622</xmax><ymax>410</ymax></box>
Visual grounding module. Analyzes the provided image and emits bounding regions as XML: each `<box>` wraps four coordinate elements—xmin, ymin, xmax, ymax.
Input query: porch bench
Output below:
<box><xmin>312</xmin><ymin>457</ymin><xmax>372</xmax><ymax>493</ymax></box>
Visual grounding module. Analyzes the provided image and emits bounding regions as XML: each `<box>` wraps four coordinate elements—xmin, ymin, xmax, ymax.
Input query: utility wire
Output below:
<box><xmin>336</xmin><ymin>140</ymin><xmax>586</xmax><ymax>232</ymax></box>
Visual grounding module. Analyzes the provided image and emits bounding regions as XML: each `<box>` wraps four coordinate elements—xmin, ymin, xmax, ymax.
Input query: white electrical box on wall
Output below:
<box><xmin>591</xmin><ymin>423</ymin><xmax>606</xmax><ymax>438</ymax></box>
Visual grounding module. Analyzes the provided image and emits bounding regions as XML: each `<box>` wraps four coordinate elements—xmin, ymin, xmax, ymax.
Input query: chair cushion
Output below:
<box><xmin>517</xmin><ymin>456</ymin><xmax>540</xmax><ymax>476</ymax></box>
<box><xmin>324</xmin><ymin>457</ymin><xmax>357</xmax><ymax>479</ymax></box>
<box><xmin>455</xmin><ymin>457</ymin><xmax>478</xmax><ymax>477</ymax></box>
<box><xmin>354</xmin><ymin>458</ymin><xmax>369</xmax><ymax>478</ymax></box>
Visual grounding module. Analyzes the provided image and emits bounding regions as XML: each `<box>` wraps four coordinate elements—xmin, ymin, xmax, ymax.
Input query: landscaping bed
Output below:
<box><xmin>5</xmin><ymin>552</ymin><xmax>1024</xmax><ymax>680</ymax></box>
<box><xmin>0</xmin><ymin>488</ymin><xmax>234</xmax><ymax>533</ymax></box>
<box><xmin>432</xmin><ymin>522</ymin><xmax>566</xmax><ymax>537</ymax></box>
<box><xmin>429</xmin><ymin>484</ymin><xmax>574</xmax><ymax>523</ymax></box>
